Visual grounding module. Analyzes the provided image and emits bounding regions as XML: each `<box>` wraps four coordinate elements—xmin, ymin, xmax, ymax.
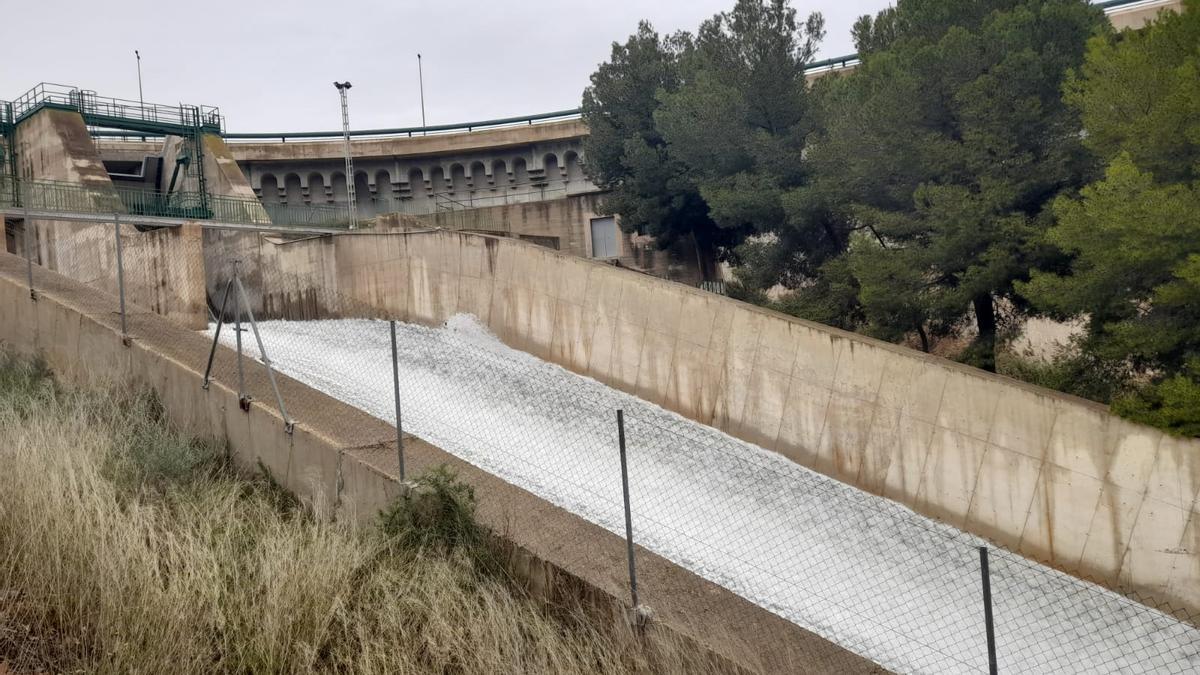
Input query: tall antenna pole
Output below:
<box><xmin>135</xmin><ymin>50</ymin><xmax>144</xmax><ymax>107</ymax></box>
<box><xmin>333</xmin><ymin>81</ymin><xmax>358</xmax><ymax>230</ymax></box>
<box><xmin>417</xmin><ymin>54</ymin><xmax>427</xmax><ymax>135</ymax></box>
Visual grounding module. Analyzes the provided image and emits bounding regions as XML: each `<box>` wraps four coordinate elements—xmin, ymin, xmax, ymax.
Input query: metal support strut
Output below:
<box><xmin>200</xmin><ymin>267</ymin><xmax>294</xmax><ymax>434</ymax></box>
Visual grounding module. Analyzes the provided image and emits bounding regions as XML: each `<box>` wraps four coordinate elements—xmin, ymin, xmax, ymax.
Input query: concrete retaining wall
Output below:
<box><xmin>409</xmin><ymin>193</ymin><xmax>704</xmax><ymax>284</ymax></box>
<box><xmin>318</xmin><ymin>228</ymin><xmax>1199</xmax><ymax>618</ymax></box>
<box><xmin>0</xmin><ymin>251</ymin><xmax>876</xmax><ymax>674</ymax></box>
<box><xmin>9</xmin><ymin>109</ymin><xmax>207</xmax><ymax>330</ymax></box>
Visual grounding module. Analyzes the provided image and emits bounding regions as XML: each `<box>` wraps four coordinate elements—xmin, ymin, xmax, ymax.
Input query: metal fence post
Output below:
<box><xmin>22</xmin><ymin>203</ymin><xmax>34</xmax><ymax>300</ymax></box>
<box><xmin>390</xmin><ymin>320</ymin><xmax>406</xmax><ymax>481</ymax></box>
<box><xmin>113</xmin><ymin>215</ymin><xmax>128</xmax><ymax>343</ymax></box>
<box><xmin>980</xmin><ymin>546</ymin><xmax>999</xmax><ymax>675</ymax></box>
<box><xmin>616</xmin><ymin>409</ymin><xmax>639</xmax><ymax>609</ymax></box>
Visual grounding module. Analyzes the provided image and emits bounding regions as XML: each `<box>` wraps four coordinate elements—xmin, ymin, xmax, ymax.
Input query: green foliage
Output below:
<box><xmin>1113</xmin><ymin>364</ymin><xmax>1200</xmax><ymax>438</ymax></box>
<box><xmin>996</xmin><ymin>342</ymin><xmax>1133</xmax><ymax>405</ymax></box>
<box><xmin>0</xmin><ymin>352</ymin><xmax>56</xmax><ymax>417</ymax></box>
<box><xmin>378</xmin><ymin>465</ymin><xmax>487</xmax><ymax>556</ymax></box>
<box><xmin>588</xmin><ymin>0</ymin><xmax>1200</xmax><ymax>436</ymax></box>
<box><xmin>1064</xmin><ymin>0</ymin><xmax>1200</xmax><ymax>184</ymax></box>
<box><xmin>1020</xmin><ymin>3</ymin><xmax>1200</xmax><ymax>435</ymax></box>
<box><xmin>582</xmin><ymin>1</ymin><xmax>825</xmax><ymax>277</ymax></box>
<box><xmin>795</xmin><ymin>0</ymin><xmax>1106</xmax><ymax>368</ymax></box>
<box><xmin>763</xmin><ymin>255</ymin><xmax>861</xmax><ymax>332</ymax></box>
<box><xmin>1022</xmin><ymin>158</ymin><xmax>1200</xmax><ymax>363</ymax></box>
<box><xmin>581</xmin><ymin>22</ymin><xmax>722</xmax><ymax>264</ymax></box>
<box><xmin>659</xmin><ymin>0</ymin><xmax>827</xmax><ymax>280</ymax></box>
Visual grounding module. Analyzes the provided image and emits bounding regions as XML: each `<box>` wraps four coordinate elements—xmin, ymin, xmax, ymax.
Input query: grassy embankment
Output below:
<box><xmin>0</xmin><ymin>353</ymin><xmax>719</xmax><ymax>674</ymax></box>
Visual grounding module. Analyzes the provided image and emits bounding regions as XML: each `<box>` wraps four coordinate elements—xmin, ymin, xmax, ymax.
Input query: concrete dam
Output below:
<box><xmin>2</xmin><ymin>3</ymin><xmax>1198</xmax><ymax>669</ymax></box>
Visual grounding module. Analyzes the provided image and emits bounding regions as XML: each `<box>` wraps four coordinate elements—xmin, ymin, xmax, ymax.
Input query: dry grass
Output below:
<box><xmin>0</xmin><ymin>354</ymin><xmax>726</xmax><ymax>674</ymax></box>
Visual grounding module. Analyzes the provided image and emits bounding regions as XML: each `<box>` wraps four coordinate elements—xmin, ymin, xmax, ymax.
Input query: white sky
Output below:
<box><xmin>0</xmin><ymin>0</ymin><xmax>889</xmax><ymax>134</ymax></box>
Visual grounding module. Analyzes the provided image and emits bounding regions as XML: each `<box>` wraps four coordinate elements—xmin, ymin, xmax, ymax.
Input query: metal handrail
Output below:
<box><xmin>807</xmin><ymin>54</ymin><xmax>861</xmax><ymax>71</ymax></box>
<box><xmin>6</xmin><ymin>83</ymin><xmax>223</xmax><ymax>134</ymax></box>
<box><xmin>0</xmin><ymin>175</ymin><xmax>350</xmax><ymax>228</ymax></box>
<box><xmin>223</xmin><ymin>108</ymin><xmax>584</xmax><ymax>141</ymax></box>
<box><xmin>1095</xmin><ymin>0</ymin><xmax>1171</xmax><ymax>8</ymax></box>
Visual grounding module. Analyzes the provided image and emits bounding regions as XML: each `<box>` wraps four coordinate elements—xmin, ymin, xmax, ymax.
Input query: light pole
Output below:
<box><xmin>135</xmin><ymin>50</ymin><xmax>144</xmax><ymax>107</ymax></box>
<box><xmin>417</xmin><ymin>53</ymin><xmax>426</xmax><ymax>135</ymax></box>
<box><xmin>333</xmin><ymin>81</ymin><xmax>358</xmax><ymax>229</ymax></box>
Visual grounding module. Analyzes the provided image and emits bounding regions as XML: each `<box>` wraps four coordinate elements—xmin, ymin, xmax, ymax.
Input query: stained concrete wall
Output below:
<box><xmin>9</xmin><ymin>109</ymin><xmax>207</xmax><ymax>329</ymax></box>
<box><xmin>0</xmin><ymin>251</ymin><xmax>877</xmax><ymax>675</ymax></box>
<box><xmin>304</xmin><ymin>228</ymin><xmax>1198</xmax><ymax>618</ymax></box>
<box><xmin>199</xmin><ymin>132</ymin><xmax>281</xmax><ymax>317</ymax></box>
<box><xmin>408</xmin><ymin>193</ymin><xmax>704</xmax><ymax>285</ymax></box>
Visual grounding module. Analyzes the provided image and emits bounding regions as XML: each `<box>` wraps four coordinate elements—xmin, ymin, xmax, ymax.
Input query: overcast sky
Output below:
<box><xmin>1</xmin><ymin>0</ymin><xmax>890</xmax><ymax>134</ymax></box>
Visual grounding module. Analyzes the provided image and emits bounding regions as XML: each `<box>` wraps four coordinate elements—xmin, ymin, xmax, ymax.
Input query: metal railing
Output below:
<box><xmin>0</xmin><ymin>175</ymin><xmax>350</xmax><ymax>228</ymax></box>
<box><xmin>223</xmin><ymin>108</ymin><xmax>583</xmax><ymax>142</ymax></box>
<box><xmin>6</xmin><ymin>83</ymin><xmax>222</xmax><ymax>135</ymax></box>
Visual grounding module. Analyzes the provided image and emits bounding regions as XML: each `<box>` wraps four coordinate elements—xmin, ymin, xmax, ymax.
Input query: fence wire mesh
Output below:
<box><xmin>5</xmin><ymin>218</ymin><xmax>1200</xmax><ymax>674</ymax></box>
<box><xmin>201</xmin><ymin>251</ymin><xmax>1200</xmax><ymax>675</ymax></box>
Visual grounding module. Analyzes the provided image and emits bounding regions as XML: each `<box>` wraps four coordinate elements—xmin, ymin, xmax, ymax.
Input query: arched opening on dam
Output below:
<box><xmin>469</xmin><ymin>160</ymin><xmax>488</xmax><ymax>190</ymax></box>
<box><xmin>354</xmin><ymin>171</ymin><xmax>371</xmax><ymax>214</ymax></box>
<box><xmin>565</xmin><ymin>150</ymin><xmax>584</xmax><ymax>186</ymax></box>
<box><xmin>407</xmin><ymin>167</ymin><xmax>428</xmax><ymax>211</ymax></box>
<box><xmin>329</xmin><ymin>172</ymin><xmax>347</xmax><ymax>205</ymax></box>
<box><xmin>260</xmin><ymin>174</ymin><xmax>281</xmax><ymax>206</ymax></box>
<box><xmin>449</xmin><ymin>163</ymin><xmax>468</xmax><ymax>196</ymax></box>
<box><xmin>430</xmin><ymin>166</ymin><xmax>446</xmax><ymax>195</ymax></box>
<box><xmin>491</xmin><ymin>159</ymin><xmax>509</xmax><ymax>189</ymax></box>
<box><xmin>311</xmin><ymin>172</ymin><xmax>330</xmax><ymax>204</ymax></box>
<box><xmin>512</xmin><ymin>157</ymin><xmax>529</xmax><ymax>186</ymax></box>
<box><xmin>285</xmin><ymin>173</ymin><xmax>303</xmax><ymax>206</ymax></box>
<box><xmin>543</xmin><ymin>153</ymin><xmax>561</xmax><ymax>187</ymax></box>
<box><xmin>375</xmin><ymin>169</ymin><xmax>392</xmax><ymax>212</ymax></box>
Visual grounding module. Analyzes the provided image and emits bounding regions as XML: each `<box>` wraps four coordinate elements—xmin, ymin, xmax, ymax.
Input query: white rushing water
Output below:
<box><xmin>213</xmin><ymin>315</ymin><xmax>1200</xmax><ymax>674</ymax></box>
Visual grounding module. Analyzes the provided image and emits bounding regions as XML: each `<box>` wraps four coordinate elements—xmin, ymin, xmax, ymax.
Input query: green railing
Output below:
<box><xmin>5</xmin><ymin>83</ymin><xmax>222</xmax><ymax>136</ymax></box>
<box><xmin>0</xmin><ymin>176</ymin><xmax>351</xmax><ymax>229</ymax></box>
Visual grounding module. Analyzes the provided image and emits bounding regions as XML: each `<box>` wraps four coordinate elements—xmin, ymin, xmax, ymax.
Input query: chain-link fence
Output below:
<box><xmin>7</xmin><ymin>218</ymin><xmax>1200</xmax><ymax>674</ymax></box>
<box><xmin>202</xmin><ymin>252</ymin><xmax>1200</xmax><ymax>674</ymax></box>
<box><xmin>9</xmin><ymin>215</ymin><xmax>210</xmax><ymax>336</ymax></box>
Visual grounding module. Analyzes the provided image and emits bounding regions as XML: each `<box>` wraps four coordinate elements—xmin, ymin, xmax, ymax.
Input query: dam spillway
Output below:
<box><xmin>213</xmin><ymin>314</ymin><xmax>1200</xmax><ymax>675</ymax></box>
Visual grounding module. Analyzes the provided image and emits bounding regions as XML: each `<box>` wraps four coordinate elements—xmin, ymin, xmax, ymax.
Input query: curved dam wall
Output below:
<box><xmin>269</xmin><ymin>227</ymin><xmax>1199</xmax><ymax>618</ymax></box>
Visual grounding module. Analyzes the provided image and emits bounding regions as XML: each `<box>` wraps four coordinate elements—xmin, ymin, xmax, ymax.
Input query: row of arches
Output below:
<box><xmin>253</xmin><ymin>151</ymin><xmax>588</xmax><ymax>216</ymax></box>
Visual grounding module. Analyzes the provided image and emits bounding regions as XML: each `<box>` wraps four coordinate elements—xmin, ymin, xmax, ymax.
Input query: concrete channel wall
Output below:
<box><xmin>297</xmin><ymin>228</ymin><xmax>1198</xmax><ymax>618</ymax></box>
<box><xmin>0</xmin><ymin>251</ymin><xmax>878</xmax><ymax>674</ymax></box>
<box><xmin>406</xmin><ymin>193</ymin><xmax>704</xmax><ymax>284</ymax></box>
<box><xmin>8</xmin><ymin>109</ymin><xmax>207</xmax><ymax>329</ymax></box>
